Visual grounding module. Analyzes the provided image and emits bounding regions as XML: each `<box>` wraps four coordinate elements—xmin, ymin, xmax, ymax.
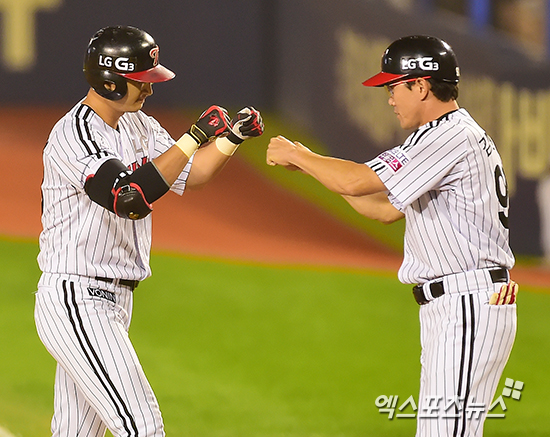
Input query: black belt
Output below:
<box><xmin>413</xmin><ymin>268</ymin><xmax>508</xmax><ymax>306</ymax></box>
<box><xmin>95</xmin><ymin>276</ymin><xmax>140</xmax><ymax>291</ymax></box>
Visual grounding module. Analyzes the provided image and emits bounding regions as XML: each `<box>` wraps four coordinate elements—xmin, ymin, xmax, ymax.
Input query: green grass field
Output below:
<box><xmin>0</xmin><ymin>237</ymin><xmax>549</xmax><ymax>436</ymax></box>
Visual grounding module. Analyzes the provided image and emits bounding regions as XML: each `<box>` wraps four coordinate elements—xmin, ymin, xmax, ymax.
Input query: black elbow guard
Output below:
<box><xmin>85</xmin><ymin>159</ymin><xmax>127</xmax><ymax>214</ymax></box>
<box><xmin>85</xmin><ymin>159</ymin><xmax>170</xmax><ymax>220</ymax></box>
<box><xmin>113</xmin><ymin>183</ymin><xmax>153</xmax><ymax>220</ymax></box>
<box><xmin>113</xmin><ymin>162</ymin><xmax>170</xmax><ymax>220</ymax></box>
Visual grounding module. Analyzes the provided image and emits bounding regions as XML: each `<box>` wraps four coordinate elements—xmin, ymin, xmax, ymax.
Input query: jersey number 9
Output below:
<box><xmin>494</xmin><ymin>164</ymin><xmax>509</xmax><ymax>229</ymax></box>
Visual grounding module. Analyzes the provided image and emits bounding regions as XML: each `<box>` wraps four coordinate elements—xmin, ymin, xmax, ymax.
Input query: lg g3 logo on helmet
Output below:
<box><xmin>401</xmin><ymin>57</ymin><xmax>440</xmax><ymax>72</ymax></box>
<box><xmin>149</xmin><ymin>47</ymin><xmax>159</xmax><ymax>67</ymax></box>
<box><xmin>98</xmin><ymin>54</ymin><xmax>136</xmax><ymax>72</ymax></box>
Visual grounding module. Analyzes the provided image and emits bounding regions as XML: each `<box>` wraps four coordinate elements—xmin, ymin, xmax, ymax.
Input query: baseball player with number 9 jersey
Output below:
<box><xmin>34</xmin><ymin>25</ymin><xmax>264</xmax><ymax>436</ymax></box>
<box><xmin>267</xmin><ymin>35</ymin><xmax>516</xmax><ymax>436</ymax></box>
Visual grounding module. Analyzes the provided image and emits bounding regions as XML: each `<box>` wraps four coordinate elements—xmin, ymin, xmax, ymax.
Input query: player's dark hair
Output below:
<box><xmin>405</xmin><ymin>79</ymin><xmax>459</xmax><ymax>102</ymax></box>
<box><xmin>428</xmin><ymin>79</ymin><xmax>459</xmax><ymax>101</ymax></box>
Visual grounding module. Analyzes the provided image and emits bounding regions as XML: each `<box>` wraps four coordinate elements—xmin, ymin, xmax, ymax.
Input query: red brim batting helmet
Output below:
<box><xmin>362</xmin><ymin>35</ymin><xmax>460</xmax><ymax>87</ymax></box>
<box><xmin>118</xmin><ymin>64</ymin><xmax>175</xmax><ymax>83</ymax></box>
<box><xmin>84</xmin><ymin>25</ymin><xmax>175</xmax><ymax>100</ymax></box>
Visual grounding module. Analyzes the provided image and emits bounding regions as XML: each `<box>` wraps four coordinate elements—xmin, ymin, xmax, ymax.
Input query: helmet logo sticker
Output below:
<box><xmin>149</xmin><ymin>47</ymin><xmax>159</xmax><ymax>67</ymax></box>
<box><xmin>98</xmin><ymin>54</ymin><xmax>136</xmax><ymax>72</ymax></box>
<box><xmin>401</xmin><ymin>57</ymin><xmax>439</xmax><ymax>72</ymax></box>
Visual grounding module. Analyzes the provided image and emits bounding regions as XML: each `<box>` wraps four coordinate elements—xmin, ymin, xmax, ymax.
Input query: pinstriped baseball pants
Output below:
<box><xmin>416</xmin><ymin>284</ymin><xmax>516</xmax><ymax>437</ymax></box>
<box><xmin>35</xmin><ymin>274</ymin><xmax>164</xmax><ymax>437</ymax></box>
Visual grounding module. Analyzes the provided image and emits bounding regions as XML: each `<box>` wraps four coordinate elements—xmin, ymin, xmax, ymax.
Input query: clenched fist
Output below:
<box><xmin>188</xmin><ymin>105</ymin><xmax>231</xmax><ymax>146</ymax></box>
<box><xmin>227</xmin><ymin>107</ymin><xmax>264</xmax><ymax>145</ymax></box>
<box><xmin>266</xmin><ymin>135</ymin><xmax>309</xmax><ymax>169</ymax></box>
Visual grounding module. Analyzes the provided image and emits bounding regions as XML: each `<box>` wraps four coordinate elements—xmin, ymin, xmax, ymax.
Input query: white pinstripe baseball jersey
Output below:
<box><xmin>38</xmin><ymin>101</ymin><xmax>192</xmax><ymax>281</ymax></box>
<box><xmin>367</xmin><ymin>108</ymin><xmax>514</xmax><ymax>284</ymax></box>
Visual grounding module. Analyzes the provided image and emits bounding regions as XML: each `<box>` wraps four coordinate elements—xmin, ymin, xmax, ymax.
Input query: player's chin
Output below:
<box><xmin>397</xmin><ymin>116</ymin><xmax>414</xmax><ymax>130</ymax></box>
<box><xmin>129</xmin><ymin>99</ymin><xmax>146</xmax><ymax>112</ymax></box>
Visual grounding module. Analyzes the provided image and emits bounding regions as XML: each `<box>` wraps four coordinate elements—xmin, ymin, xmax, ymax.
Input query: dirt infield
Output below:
<box><xmin>1</xmin><ymin>106</ymin><xmax>548</xmax><ymax>287</ymax></box>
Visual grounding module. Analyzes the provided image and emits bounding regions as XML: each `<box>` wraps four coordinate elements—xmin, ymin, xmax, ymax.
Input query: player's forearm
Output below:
<box><xmin>290</xmin><ymin>148</ymin><xmax>385</xmax><ymax>196</ymax></box>
<box><xmin>185</xmin><ymin>142</ymin><xmax>232</xmax><ymax>189</ymax></box>
<box><xmin>342</xmin><ymin>192</ymin><xmax>405</xmax><ymax>224</ymax></box>
<box><xmin>267</xmin><ymin>136</ymin><xmax>386</xmax><ymax>195</ymax></box>
<box><xmin>153</xmin><ymin>140</ymin><xmax>232</xmax><ymax>189</ymax></box>
<box><xmin>152</xmin><ymin>144</ymin><xmax>191</xmax><ymax>186</ymax></box>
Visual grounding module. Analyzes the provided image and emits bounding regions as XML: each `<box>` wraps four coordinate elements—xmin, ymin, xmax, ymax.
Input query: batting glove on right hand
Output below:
<box><xmin>227</xmin><ymin>106</ymin><xmax>264</xmax><ymax>145</ymax></box>
<box><xmin>187</xmin><ymin>105</ymin><xmax>231</xmax><ymax>146</ymax></box>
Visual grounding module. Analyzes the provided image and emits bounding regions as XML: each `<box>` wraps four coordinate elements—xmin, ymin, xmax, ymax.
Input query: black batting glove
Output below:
<box><xmin>227</xmin><ymin>106</ymin><xmax>265</xmax><ymax>145</ymax></box>
<box><xmin>187</xmin><ymin>105</ymin><xmax>231</xmax><ymax>146</ymax></box>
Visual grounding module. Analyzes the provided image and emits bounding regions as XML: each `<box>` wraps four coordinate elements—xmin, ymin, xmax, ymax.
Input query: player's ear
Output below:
<box><xmin>417</xmin><ymin>78</ymin><xmax>431</xmax><ymax>100</ymax></box>
<box><xmin>104</xmin><ymin>81</ymin><xmax>116</xmax><ymax>92</ymax></box>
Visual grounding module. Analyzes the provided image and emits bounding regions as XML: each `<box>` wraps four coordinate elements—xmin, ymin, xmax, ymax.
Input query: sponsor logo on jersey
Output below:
<box><xmin>88</xmin><ymin>287</ymin><xmax>116</xmax><ymax>304</ymax></box>
<box><xmin>378</xmin><ymin>149</ymin><xmax>410</xmax><ymax>173</ymax></box>
<box><xmin>401</xmin><ymin>57</ymin><xmax>439</xmax><ymax>72</ymax></box>
<box><xmin>98</xmin><ymin>54</ymin><xmax>136</xmax><ymax>72</ymax></box>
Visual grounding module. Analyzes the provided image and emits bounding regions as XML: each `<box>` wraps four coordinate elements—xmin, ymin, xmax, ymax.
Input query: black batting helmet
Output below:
<box><xmin>83</xmin><ymin>25</ymin><xmax>175</xmax><ymax>100</ymax></box>
<box><xmin>362</xmin><ymin>35</ymin><xmax>460</xmax><ymax>87</ymax></box>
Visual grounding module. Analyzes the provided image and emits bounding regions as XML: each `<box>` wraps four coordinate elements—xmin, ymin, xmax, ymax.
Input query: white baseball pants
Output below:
<box><xmin>416</xmin><ymin>270</ymin><xmax>517</xmax><ymax>437</ymax></box>
<box><xmin>35</xmin><ymin>274</ymin><xmax>165</xmax><ymax>437</ymax></box>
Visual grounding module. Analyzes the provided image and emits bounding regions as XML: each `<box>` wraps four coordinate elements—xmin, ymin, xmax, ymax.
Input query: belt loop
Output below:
<box><xmin>423</xmin><ymin>283</ymin><xmax>434</xmax><ymax>301</ymax></box>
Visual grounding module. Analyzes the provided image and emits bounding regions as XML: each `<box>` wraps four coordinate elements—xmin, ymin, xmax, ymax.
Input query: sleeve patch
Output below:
<box><xmin>377</xmin><ymin>148</ymin><xmax>410</xmax><ymax>173</ymax></box>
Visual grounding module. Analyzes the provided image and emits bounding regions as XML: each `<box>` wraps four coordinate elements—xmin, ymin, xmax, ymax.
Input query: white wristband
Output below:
<box><xmin>175</xmin><ymin>133</ymin><xmax>199</xmax><ymax>158</ymax></box>
<box><xmin>215</xmin><ymin>136</ymin><xmax>240</xmax><ymax>156</ymax></box>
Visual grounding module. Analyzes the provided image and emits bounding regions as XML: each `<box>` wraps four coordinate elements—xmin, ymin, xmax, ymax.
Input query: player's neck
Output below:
<box><xmin>421</xmin><ymin>99</ymin><xmax>460</xmax><ymax>126</ymax></box>
<box><xmin>82</xmin><ymin>89</ymin><xmax>124</xmax><ymax>130</ymax></box>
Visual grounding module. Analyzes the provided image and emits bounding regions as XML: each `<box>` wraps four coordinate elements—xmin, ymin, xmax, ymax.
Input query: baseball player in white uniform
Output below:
<box><xmin>34</xmin><ymin>26</ymin><xmax>263</xmax><ymax>436</ymax></box>
<box><xmin>266</xmin><ymin>35</ymin><xmax>517</xmax><ymax>436</ymax></box>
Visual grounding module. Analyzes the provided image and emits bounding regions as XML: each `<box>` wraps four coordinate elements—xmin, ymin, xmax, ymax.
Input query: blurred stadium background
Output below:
<box><xmin>2</xmin><ymin>0</ymin><xmax>550</xmax><ymax>258</ymax></box>
<box><xmin>1</xmin><ymin>1</ymin><xmax>550</xmax><ymax>436</ymax></box>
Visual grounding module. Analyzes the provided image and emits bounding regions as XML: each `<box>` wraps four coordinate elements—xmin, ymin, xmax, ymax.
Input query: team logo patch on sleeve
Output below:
<box><xmin>377</xmin><ymin>148</ymin><xmax>410</xmax><ymax>173</ymax></box>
